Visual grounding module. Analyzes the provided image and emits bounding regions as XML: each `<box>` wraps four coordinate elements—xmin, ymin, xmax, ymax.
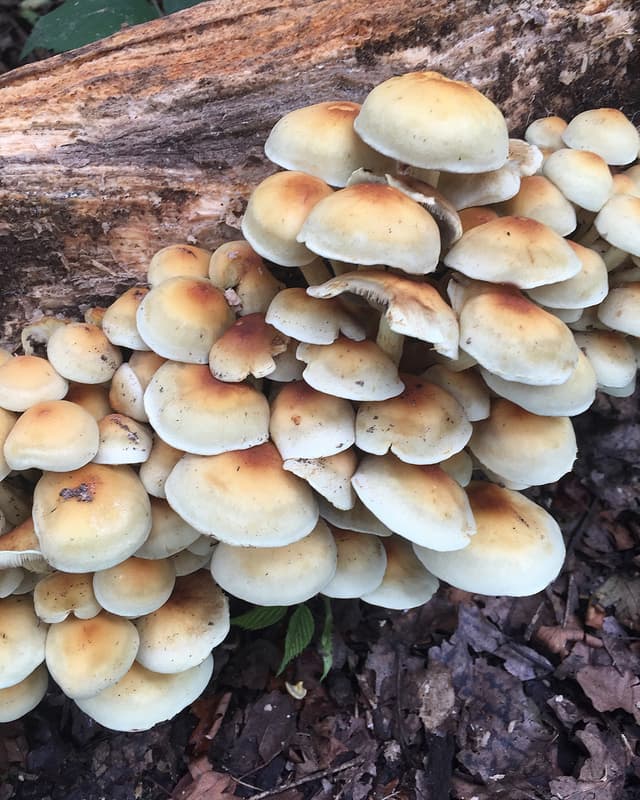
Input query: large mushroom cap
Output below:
<box><xmin>0</xmin><ymin>355</ymin><xmax>68</xmax><ymax>412</ymax></box>
<box><xmin>47</xmin><ymin>323</ymin><xmax>122</xmax><ymax>384</ymax></box>
<box><xmin>0</xmin><ymin>664</ymin><xmax>49</xmax><ymax>723</ymax></box>
<box><xmin>34</xmin><ymin>571</ymin><xmax>101</xmax><ymax>624</ymax></box>
<box><xmin>562</xmin><ymin>108</ymin><xmax>640</xmax><ymax>166</ymax></box>
<box><xmin>0</xmin><ymin>595</ymin><xmax>47</xmax><ymax>690</ymax></box>
<box><xmin>322</xmin><ymin>528</ymin><xmax>387</xmax><ymax>599</ymax></box>
<box><xmin>93</xmin><ymin>557</ymin><xmax>176</xmax><ymax>618</ymax></box>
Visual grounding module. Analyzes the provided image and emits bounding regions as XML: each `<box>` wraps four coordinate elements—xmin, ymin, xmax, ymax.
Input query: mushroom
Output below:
<box><xmin>322</xmin><ymin>528</ymin><xmax>387</xmax><ymax>599</ymax></box>
<box><xmin>208</xmin><ymin>313</ymin><xmax>289</xmax><ymax>382</ymax></box>
<box><xmin>561</xmin><ymin>108</ymin><xmax>640</xmax><ymax>166</ymax></box>
<box><xmin>282</xmin><ymin>449</ymin><xmax>357</xmax><ymax>511</ymax></box>
<box><xmin>0</xmin><ymin>595</ymin><xmax>48</xmax><ymax>689</ymax></box>
<box><xmin>33</xmin><ymin>571</ymin><xmax>101</xmax><ymax>623</ymax></box>
<box><xmin>93</xmin><ymin>557</ymin><xmax>176</xmax><ymax>618</ymax></box>
<box><xmin>46</xmin><ymin>322</ymin><xmax>122</xmax><ymax>384</ymax></box>
<box><xmin>208</xmin><ymin>240</ymin><xmax>284</xmax><ymax>316</ymax></box>
<box><xmin>93</xmin><ymin>413</ymin><xmax>154</xmax><ymax>465</ymax></box>
<box><xmin>0</xmin><ymin>355</ymin><xmax>68</xmax><ymax>412</ymax></box>
<box><xmin>360</xmin><ymin>536</ymin><xmax>439</xmax><ymax>610</ymax></box>
<box><xmin>102</xmin><ymin>287</ymin><xmax>151</xmax><ymax>350</ymax></box>
<box><xmin>147</xmin><ymin>244</ymin><xmax>212</xmax><ymax>287</ymax></box>
<box><xmin>0</xmin><ymin>664</ymin><xmax>49</xmax><ymax>723</ymax></box>
<box><xmin>497</xmin><ymin>175</ymin><xmax>577</xmax><ymax>237</ymax></box>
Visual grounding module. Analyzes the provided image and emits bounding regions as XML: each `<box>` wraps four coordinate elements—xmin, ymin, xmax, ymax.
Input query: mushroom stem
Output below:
<box><xmin>376</xmin><ymin>314</ymin><xmax>404</xmax><ymax>365</ymax></box>
<box><xmin>579</xmin><ymin>224</ymin><xmax>600</xmax><ymax>246</ymax></box>
<box><xmin>603</xmin><ymin>245</ymin><xmax>628</xmax><ymax>271</ymax></box>
<box><xmin>300</xmin><ymin>258</ymin><xmax>333</xmax><ymax>287</ymax></box>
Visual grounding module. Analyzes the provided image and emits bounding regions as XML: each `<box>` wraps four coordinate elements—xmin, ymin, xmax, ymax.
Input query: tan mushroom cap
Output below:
<box><xmin>352</xmin><ymin>454</ymin><xmax>476</xmax><ymax>551</ymax></box>
<box><xmin>526</xmin><ymin>240</ymin><xmax>608</xmax><ymax>309</ymax></box>
<box><xmin>524</xmin><ymin>115</ymin><xmax>567</xmax><ymax>150</ymax></box>
<box><xmin>45</xmin><ymin>611</ymin><xmax>139</xmax><ymax>699</ymax></box>
<box><xmin>208</xmin><ymin>313</ymin><xmax>288</xmax><ymax>381</ymax></box>
<box><xmin>360</xmin><ymin>536</ymin><xmax>439</xmax><ymax>610</ymax></box>
<box><xmin>47</xmin><ymin>323</ymin><xmax>122</xmax><ymax>384</ymax></box>
<box><xmin>307</xmin><ymin>269</ymin><xmax>459</xmax><ymax>359</ymax></box>
<box><xmin>93</xmin><ymin>557</ymin><xmax>176</xmax><ymax>618</ymax></box>
<box><xmin>597</xmin><ymin>282</ymin><xmax>640</xmax><ymax>336</ymax></box>
<box><xmin>209</xmin><ymin>240</ymin><xmax>284</xmax><ymax>317</ymax></box>
<box><xmin>0</xmin><ymin>595</ymin><xmax>47</xmax><ymax>689</ymax></box>
<box><xmin>134</xmin><ymin>570</ymin><xmax>228</xmax><ymax>673</ymax></box>
<box><xmin>479</xmin><ymin>349</ymin><xmax>597</xmax><ymax>417</ymax></box>
<box><xmin>297</xmin><ymin>338</ymin><xmax>404</xmax><ymax>401</ymax></box>
<box><xmin>356</xmin><ymin>375</ymin><xmax>471</xmax><ymax>464</ymax></box>
<box><xmin>211</xmin><ymin>519</ymin><xmax>337</xmax><ymax>606</ymax></box>
<box><xmin>76</xmin><ymin>655</ymin><xmax>213</xmax><ymax>732</ymax></box>
<box><xmin>138</xmin><ymin>438</ymin><xmax>184</xmax><ymax>500</ymax></box>
<box><xmin>4</xmin><ymin>400</ymin><xmax>100</xmax><ymax>472</ymax></box>
<box><xmin>241</xmin><ymin>170</ymin><xmax>334</xmax><ymax>267</ymax></box>
<box><xmin>611</xmin><ymin>173</ymin><xmax>640</xmax><ymax>198</ymax></box>
<box><xmin>437</xmin><ymin>164</ymin><xmax>520</xmax><ymax>211</ymax></box>
<box><xmin>136</xmin><ymin>277</ymin><xmax>235</xmax><ymax>363</ymax></box>
<box><xmin>144</xmin><ymin>362</ymin><xmax>269</xmax><ymax>455</ymax></box>
<box><xmin>65</xmin><ymin>382</ymin><xmax>112</xmax><ymax>421</ymax></box>
<box><xmin>354</xmin><ymin>71</ymin><xmax>509</xmax><ymax>172</ymax></box>
<box><xmin>413</xmin><ymin>481</ymin><xmax>566</xmax><ymax>596</ymax></box>
<box><xmin>318</xmin><ymin>495</ymin><xmax>393</xmax><ymax>537</ymax></box>
<box><xmin>297</xmin><ymin>182</ymin><xmax>441</xmax><ymax>275</ymax></box>
<box><xmin>170</xmin><ymin>549</ymin><xmax>211</xmax><ymax>576</ymax></box>
<box><xmin>458</xmin><ymin>285</ymin><xmax>581</xmax><ymax>385</ymax></box>
<box><xmin>595</xmin><ymin>194</ymin><xmax>640</xmax><ymax>257</ymax></box>
<box><xmin>444</xmin><ymin>216</ymin><xmax>581</xmax><ymax>289</ymax></box>
<box><xmin>562</xmin><ymin>108</ymin><xmax>640</xmax><ymax>166</ymax></box>
<box><xmin>574</xmin><ymin>330</ymin><xmax>637</xmax><ymax>388</ymax></box>
<box><xmin>33</xmin><ymin>463</ymin><xmax>152</xmax><ymax>572</ymax></box>
<box><xmin>421</xmin><ymin>365</ymin><xmax>490</xmax><ymax>422</ymax></box>
<box><xmin>264</xmin><ymin>100</ymin><xmax>395</xmax><ymax>187</ymax></box>
<box><xmin>542</xmin><ymin>148</ymin><xmax>613</xmax><ymax>212</ymax></box>
<box><xmin>282</xmin><ymin>449</ymin><xmax>357</xmax><ymax>511</ymax></box>
<box><xmin>34</xmin><ymin>572</ymin><xmax>101</xmax><ymax>624</ymax></box>
<box><xmin>94</xmin><ymin>413</ymin><xmax>153</xmax><ymax>465</ymax></box>
<box><xmin>0</xmin><ymin>517</ymin><xmax>46</xmax><ymax>572</ymax></box>
<box><xmin>0</xmin><ymin>664</ymin><xmax>49</xmax><ymax>723</ymax></box>
<box><xmin>135</xmin><ymin>497</ymin><xmax>200</xmax><ymax>559</ymax></box>
<box><xmin>270</xmin><ymin>381</ymin><xmax>355</xmax><ymax>460</ymax></box>
<box><xmin>322</xmin><ymin>528</ymin><xmax>387</xmax><ymax>599</ymax></box>
<box><xmin>102</xmin><ymin>287</ymin><xmax>150</xmax><ymax>351</ymax></box>
<box><xmin>109</xmin><ymin>364</ymin><xmax>149</xmax><ymax>422</ymax></box>
<box><xmin>0</xmin><ymin>355</ymin><xmax>68</xmax><ymax>412</ymax></box>
<box><xmin>147</xmin><ymin>244</ymin><xmax>211</xmax><ymax>287</ymax></box>
<box><xmin>0</xmin><ymin>567</ymin><xmax>24</xmax><ymax>598</ymax></box>
<box><xmin>469</xmin><ymin>399</ymin><xmax>577</xmax><ymax>488</ymax></box>
<box><xmin>458</xmin><ymin>206</ymin><xmax>499</xmax><ymax>233</ymax></box>
<box><xmin>497</xmin><ymin>175</ymin><xmax>577</xmax><ymax>237</ymax></box>
<box><xmin>266</xmin><ymin>287</ymin><xmax>366</xmax><ymax>345</ymax></box>
<box><xmin>0</xmin><ymin>408</ymin><xmax>17</xmax><ymax>480</ymax></box>
<box><xmin>165</xmin><ymin>442</ymin><xmax>319</xmax><ymax>546</ymax></box>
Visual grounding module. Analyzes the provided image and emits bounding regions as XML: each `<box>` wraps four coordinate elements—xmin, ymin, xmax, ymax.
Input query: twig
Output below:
<box><xmin>241</xmin><ymin>757</ymin><xmax>364</xmax><ymax>799</ymax></box>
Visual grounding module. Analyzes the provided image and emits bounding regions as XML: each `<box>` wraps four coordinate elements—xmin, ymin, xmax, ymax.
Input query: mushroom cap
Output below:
<box><xmin>573</xmin><ymin>330</ymin><xmax>636</xmax><ymax>388</ymax></box>
<box><xmin>437</xmin><ymin>164</ymin><xmax>520</xmax><ymax>211</ymax></box>
<box><xmin>526</xmin><ymin>240</ymin><xmax>608</xmax><ymax>310</ymax></box>
<box><xmin>45</xmin><ymin>611</ymin><xmax>140</xmax><ymax>699</ymax></box>
<box><xmin>34</xmin><ymin>572</ymin><xmax>101</xmax><ymax>624</ymax></box>
<box><xmin>165</xmin><ymin>443</ymin><xmax>319</xmax><ymax>546</ymax></box>
<box><xmin>497</xmin><ymin>175</ymin><xmax>577</xmax><ymax>237</ymax></box>
<box><xmin>297</xmin><ymin>183</ymin><xmax>441</xmax><ymax>275</ymax></box>
<box><xmin>444</xmin><ymin>216</ymin><xmax>582</xmax><ymax>289</ymax></box>
<box><xmin>318</xmin><ymin>495</ymin><xmax>394</xmax><ymax>537</ymax></box>
<box><xmin>270</xmin><ymin>381</ymin><xmax>355</xmax><ymax>459</ymax></box>
<box><xmin>0</xmin><ymin>355</ymin><xmax>68</xmax><ymax>412</ymax></box>
<box><xmin>75</xmin><ymin>655</ymin><xmax>213</xmax><ymax>732</ymax></box>
<box><xmin>440</xmin><ymin>450</ymin><xmax>473</xmax><ymax>487</ymax></box>
<box><xmin>208</xmin><ymin>313</ymin><xmax>289</xmax><ymax>381</ymax></box>
<box><xmin>264</xmin><ymin>100</ymin><xmax>395</xmax><ymax>187</ymax></box>
<box><xmin>109</xmin><ymin>363</ymin><xmax>149</xmax><ymax>422</ymax></box>
<box><xmin>241</xmin><ymin>170</ymin><xmax>334</xmax><ymax>267</ymax></box>
<box><xmin>413</xmin><ymin>481</ymin><xmax>566</xmax><ymax>596</ymax></box>
<box><xmin>421</xmin><ymin>365</ymin><xmax>490</xmax><ymax>422</ymax></box>
<box><xmin>93</xmin><ymin>557</ymin><xmax>176</xmax><ymax>618</ymax></box>
<box><xmin>136</xmin><ymin>277</ymin><xmax>235</xmax><ymax>363</ymax></box>
<box><xmin>542</xmin><ymin>148</ymin><xmax>613</xmax><ymax>212</ymax></box>
<box><xmin>47</xmin><ymin>323</ymin><xmax>122</xmax><ymax>384</ymax></box>
<box><xmin>266</xmin><ymin>287</ymin><xmax>366</xmax><ymax>345</ymax></box>
<box><xmin>352</xmin><ymin>454</ymin><xmax>476</xmax><ymax>551</ymax></box>
<box><xmin>597</xmin><ymin>282</ymin><xmax>640</xmax><ymax>337</ymax></box>
<box><xmin>102</xmin><ymin>287</ymin><xmax>150</xmax><ymax>351</ymax></box>
<box><xmin>0</xmin><ymin>408</ymin><xmax>17</xmax><ymax>480</ymax></box>
<box><xmin>0</xmin><ymin>517</ymin><xmax>46</xmax><ymax>572</ymax></box>
<box><xmin>0</xmin><ymin>595</ymin><xmax>47</xmax><ymax>690</ymax></box>
<box><xmin>282</xmin><ymin>449</ymin><xmax>357</xmax><ymax>511</ymax></box>
<box><xmin>33</xmin><ymin>464</ymin><xmax>152</xmax><ymax>572</ymax></box>
<box><xmin>147</xmin><ymin>244</ymin><xmax>211</xmax><ymax>287</ymax></box>
<box><xmin>138</xmin><ymin>437</ymin><xmax>184</xmax><ymax>499</ymax></box>
<box><xmin>210</xmin><ymin>519</ymin><xmax>337</xmax><ymax>606</ymax></box>
<box><xmin>297</xmin><ymin>338</ymin><xmax>404</xmax><ymax>401</ymax></box>
<box><xmin>208</xmin><ymin>240</ymin><xmax>283</xmax><ymax>317</ymax></box>
<box><xmin>562</xmin><ymin>108</ymin><xmax>640</xmax><ymax>166</ymax></box>
<box><xmin>594</xmin><ymin>194</ymin><xmax>640</xmax><ymax>257</ymax></box>
<box><xmin>322</xmin><ymin>528</ymin><xmax>387</xmax><ymax>599</ymax></box>
<box><xmin>268</xmin><ymin>338</ymin><xmax>306</xmax><ymax>382</ymax></box>
<box><xmin>524</xmin><ymin>115</ymin><xmax>567</xmax><ymax>150</ymax></box>
<box><xmin>134</xmin><ymin>570</ymin><xmax>229</xmax><ymax>673</ymax></box>
<box><xmin>360</xmin><ymin>536</ymin><xmax>439</xmax><ymax>610</ymax></box>
<box><xmin>355</xmin><ymin>375</ymin><xmax>472</xmax><ymax>464</ymax></box>
<box><xmin>65</xmin><ymin>382</ymin><xmax>112</xmax><ymax>421</ymax></box>
<box><xmin>0</xmin><ymin>664</ymin><xmax>49</xmax><ymax>723</ymax></box>
<box><xmin>458</xmin><ymin>206</ymin><xmax>499</xmax><ymax>233</ymax></box>
<box><xmin>469</xmin><ymin>399</ymin><xmax>577</xmax><ymax>488</ymax></box>
<box><xmin>93</xmin><ymin>413</ymin><xmax>153</xmax><ymax>465</ymax></box>
<box><xmin>0</xmin><ymin>567</ymin><xmax>24</xmax><ymax>598</ymax></box>
<box><xmin>143</xmin><ymin>361</ymin><xmax>269</xmax><ymax>455</ymax></box>
<box><xmin>353</xmin><ymin>71</ymin><xmax>509</xmax><ymax>172</ymax></box>
<box><xmin>307</xmin><ymin>269</ymin><xmax>459</xmax><ymax>359</ymax></box>
<box><xmin>135</xmin><ymin>497</ymin><xmax>201</xmax><ymax>559</ymax></box>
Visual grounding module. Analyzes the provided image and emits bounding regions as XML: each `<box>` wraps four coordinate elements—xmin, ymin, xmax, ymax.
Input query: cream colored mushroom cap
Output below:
<box><xmin>143</xmin><ymin>361</ymin><xmax>269</xmax><ymax>455</ymax></box>
<box><xmin>135</xmin><ymin>497</ymin><xmax>200</xmax><ymax>559</ymax></box>
<box><xmin>165</xmin><ymin>443</ymin><xmax>319</xmax><ymax>546</ymax></box>
<box><xmin>211</xmin><ymin>519</ymin><xmax>337</xmax><ymax>606</ymax></box>
<box><xmin>527</xmin><ymin>240</ymin><xmax>608</xmax><ymax>310</ymax></box>
<box><xmin>297</xmin><ymin>183</ymin><xmax>441</xmax><ymax>275</ymax></box>
<box><xmin>45</xmin><ymin>611</ymin><xmax>139</xmax><ymax>699</ymax></box>
<box><xmin>147</xmin><ymin>244</ymin><xmax>211</xmax><ymax>287</ymax></box>
<box><xmin>0</xmin><ymin>567</ymin><xmax>24</xmax><ymax>598</ymax></box>
<box><xmin>318</xmin><ymin>495</ymin><xmax>394</xmax><ymax>537</ymax></box>
<box><xmin>444</xmin><ymin>216</ymin><xmax>581</xmax><ymax>288</ymax></box>
<box><xmin>360</xmin><ymin>536</ymin><xmax>440</xmax><ymax>610</ymax></box>
<box><xmin>47</xmin><ymin>323</ymin><xmax>122</xmax><ymax>384</ymax></box>
<box><xmin>65</xmin><ymin>382</ymin><xmax>112</xmax><ymax>421</ymax></box>
<box><xmin>0</xmin><ymin>664</ymin><xmax>49</xmax><ymax>723</ymax></box>
<box><xmin>93</xmin><ymin>557</ymin><xmax>176</xmax><ymax>618</ymax></box>
<box><xmin>0</xmin><ymin>355</ymin><xmax>68</xmax><ymax>412</ymax></box>
<box><xmin>102</xmin><ymin>287</ymin><xmax>150</xmax><ymax>351</ymax></box>
<box><xmin>0</xmin><ymin>517</ymin><xmax>46</xmax><ymax>572</ymax></box>
<box><xmin>0</xmin><ymin>595</ymin><xmax>47</xmax><ymax>689</ymax></box>
<box><xmin>421</xmin><ymin>365</ymin><xmax>490</xmax><ymax>422</ymax></box>
<box><xmin>283</xmin><ymin>449</ymin><xmax>357</xmax><ymax>511</ymax></box>
<box><xmin>562</xmin><ymin>108</ymin><xmax>640</xmax><ymax>165</ymax></box>
<box><xmin>352</xmin><ymin>453</ymin><xmax>476</xmax><ymax>551</ymax></box>
<box><xmin>208</xmin><ymin>240</ymin><xmax>283</xmax><ymax>317</ymax></box>
<box><xmin>437</xmin><ymin>164</ymin><xmax>520</xmax><ymax>211</ymax></box>
<box><xmin>34</xmin><ymin>572</ymin><xmax>101</xmax><ymax>624</ymax></box>
<box><xmin>355</xmin><ymin>375</ymin><xmax>471</xmax><ymax>464</ymax></box>
<box><xmin>138</xmin><ymin>437</ymin><xmax>184</xmax><ymax>499</ymax></box>
<box><xmin>597</xmin><ymin>282</ymin><xmax>640</xmax><ymax>336</ymax></box>
<box><xmin>413</xmin><ymin>481</ymin><xmax>566</xmax><ymax>596</ymax></box>
<box><xmin>134</xmin><ymin>570</ymin><xmax>229</xmax><ymax>673</ymax></box>
<box><xmin>440</xmin><ymin>450</ymin><xmax>473</xmax><ymax>487</ymax></box>
<box><xmin>33</xmin><ymin>464</ymin><xmax>152</xmax><ymax>572</ymax></box>
<box><xmin>241</xmin><ymin>170</ymin><xmax>334</xmax><ymax>267</ymax></box>
<box><xmin>574</xmin><ymin>331</ymin><xmax>637</xmax><ymax>388</ymax></box>
<box><xmin>208</xmin><ymin>313</ymin><xmax>288</xmax><ymax>381</ymax></box>
<box><xmin>94</xmin><ymin>413</ymin><xmax>153</xmax><ymax>465</ymax></box>
<box><xmin>594</xmin><ymin>194</ymin><xmax>640</xmax><ymax>257</ymax></box>
<box><xmin>0</xmin><ymin>408</ymin><xmax>17</xmax><ymax>480</ymax></box>
<box><xmin>524</xmin><ymin>115</ymin><xmax>567</xmax><ymax>150</ymax></box>
<box><xmin>322</xmin><ymin>528</ymin><xmax>387</xmax><ymax>599</ymax></box>
<box><xmin>354</xmin><ymin>71</ymin><xmax>509</xmax><ymax>172</ymax></box>
<box><xmin>497</xmin><ymin>175</ymin><xmax>577</xmax><ymax>237</ymax></box>
<box><xmin>75</xmin><ymin>655</ymin><xmax>213</xmax><ymax>732</ymax></box>
<box><xmin>542</xmin><ymin>148</ymin><xmax>612</xmax><ymax>212</ymax></box>
<box><xmin>469</xmin><ymin>399</ymin><xmax>577</xmax><ymax>488</ymax></box>
<box><xmin>266</xmin><ymin>287</ymin><xmax>366</xmax><ymax>345</ymax></box>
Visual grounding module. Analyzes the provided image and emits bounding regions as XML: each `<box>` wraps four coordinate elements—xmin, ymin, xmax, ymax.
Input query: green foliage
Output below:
<box><xmin>231</xmin><ymin>605</ymin><xmax>287</xmax><ymax>631</ymax></box>
<box><xmin>318</xmin><ymin>596</ymin><xmax>334</xmax><ymax>681</ymax></box>
<box><xmin>277</xmin><ymin>604</ymin><xmax>315</xmax><ymax>676</ymax></box>
<box><xmin>162</xmin><ymin>0</ymin><xmax>201</xmax><ymax>12</ymax></box>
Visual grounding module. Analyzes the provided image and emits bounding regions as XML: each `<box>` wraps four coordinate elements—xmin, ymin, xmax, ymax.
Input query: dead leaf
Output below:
<box><xmin>577</xmin><ymin>665</ymin><xmax>640</xmax><ymax>723</ymax></box>
<box><xmin>593</xmin><ymin>574</ymin><xmax>640</xmax><ymax>631</ymax></box>
<box><xmin>534</xmin><ymin>624</ymin><xmax>603</xmax><ymax>657</ymax></box>
<box><xmin>418</xmin><ymin>661</ymin><xmax>456</xmax><ymax>734</ymax></box>
<box><xmin>189</xmin><ymin>692</ymin><xmax>232</xmax><ymax>756</ymax></box>
<box><xmin>172</xmin><ymin>769</ymin><xmax>235</xmax><ymax>800</ymax></box>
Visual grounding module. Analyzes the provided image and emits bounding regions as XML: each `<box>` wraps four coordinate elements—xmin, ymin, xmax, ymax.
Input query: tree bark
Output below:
<box><xmin>0</xmin><ymin>0</ymin><xmax>637</xmax><ymax>346</ymax></box>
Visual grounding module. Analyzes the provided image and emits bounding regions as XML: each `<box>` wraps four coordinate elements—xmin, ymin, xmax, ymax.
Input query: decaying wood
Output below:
<box><xmin>0</xmin><ymin>0</ymin><xmax>637</xmax><ymax>346</ymax></box>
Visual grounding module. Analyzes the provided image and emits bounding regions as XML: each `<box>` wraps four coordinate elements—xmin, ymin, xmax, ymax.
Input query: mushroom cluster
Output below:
<box><xmin>1</xmin><ymin>70</ymin><xmax>639</xmax><ymax>731</ymax></box>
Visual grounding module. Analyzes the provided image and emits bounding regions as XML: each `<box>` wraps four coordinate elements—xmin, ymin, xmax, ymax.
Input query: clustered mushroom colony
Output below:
<box><xmin>1</xmin><ymin>71</ymin><xmax>639</xmax><ymax>732</ymax></box>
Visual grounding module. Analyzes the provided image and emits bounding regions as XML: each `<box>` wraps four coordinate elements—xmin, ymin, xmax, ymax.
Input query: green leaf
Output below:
<box><xmin>231</xmin><ymin>605</ymin><xmax>287</xmax><ymax>631</ymax></box>
<box><xmin>162</xmin><ymin>0</ymin><xmax>202</xmax><ymax>13</ymax></box>
<box><xmin>277</xmin><ymin>604</ymin><xmax>315</xmax><ymax>675</ymax></box>
<box><xmin>318</xmin><ymin>596</ymin><xmax>333</xmax><ymax>681</ymax></box>
<box><xmin>21</xmin><ymin>0</ymin><xmax>160</xmax><ymax>57</ymax></box>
